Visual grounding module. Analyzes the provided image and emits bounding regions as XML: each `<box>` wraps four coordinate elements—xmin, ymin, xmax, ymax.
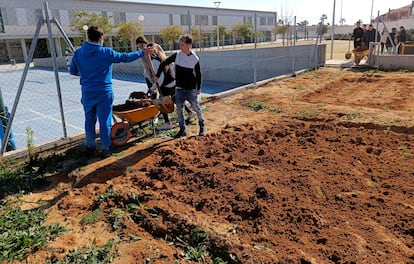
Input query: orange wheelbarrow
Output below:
<box><xmin>111</xmin><ymin>101</ymin><xmax>160</xmax><ymax>146</ymax></box>
<box><xmin>352</xmin><ymin>45</ymin><xmax>369</xmax><ymax>65</ymax></box>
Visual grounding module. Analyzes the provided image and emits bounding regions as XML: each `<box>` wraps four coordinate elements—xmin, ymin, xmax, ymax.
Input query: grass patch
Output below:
<box><xmin>0</xmin><ymin>201</ymin><xmax>65</xmax><ymax>262</ymax></box>
<box><xmin>248</xmin><ymin>99</ymin><xmax>269</xmax><ymax>111</ymax></box>
<box><xmin>81</xmin><ymin>209</ymin><xmax>102</xmax><ymax>225</ymax></box>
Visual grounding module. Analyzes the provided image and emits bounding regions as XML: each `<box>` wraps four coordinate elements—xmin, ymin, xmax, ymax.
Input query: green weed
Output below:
<box><xmin>177</xmin><ymin>227</ymin><xmax>209</xmax><ymax>262</ymax></box>
<box><xmin>81</xmin><ymin>209</ymin><xmax>102</xmax><ymax>225</ymax></box>
<box><xmin>0</xmin><ymin>201</ymin><xmax>65</xmax><ymax>261</ymax></box>
<box><xmin>48</xmin><ymin>239</ymin><xmax>118</xmax><ymax>264</ymax></box>
<box><xmin>26</xmin><ymin>127</ymin><xmax>38</xmax><ymax>162</ymax></box>
<box><xmin>248</xmin><ymin>99</ymin><xmax>269</xmax><ymax>111</ymax></box>
<box><xmin>346</xmin><ymin>112</ymin><xmax>361</xmax><ymax>120</ymax></box>
<box><xmin>399</xmin><ymin>145</ymin><xmax>411</xmax><ymax>160</ymax></box>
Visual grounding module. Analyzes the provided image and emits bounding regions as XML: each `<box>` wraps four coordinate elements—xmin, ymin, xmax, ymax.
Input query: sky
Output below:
<box><xmin>118</xmin><ymin>0</ymin><xmax>411</xmax><ymax>25</ymax></box>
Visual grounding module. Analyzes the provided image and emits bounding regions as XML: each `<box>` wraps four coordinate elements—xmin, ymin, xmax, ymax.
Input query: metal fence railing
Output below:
<box><xmin>0</xmin><ymin>1</ymin><xmax>325</xmax><ymax>155</ymax></box>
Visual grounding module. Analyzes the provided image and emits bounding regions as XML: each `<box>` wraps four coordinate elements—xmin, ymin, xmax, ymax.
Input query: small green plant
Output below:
<box><xmin>81</xmin><ymin>209</ymin><xmax>102</xmax><ymax>225</ymax></box>
<box><xmin>399</xmin><ymin>145</ymin><xmax>411</xmax><ymax>160</ymax></box>
<box><xmin>177</xmin><ymin>227</ymin><xmax>209</xmax><ymax>262</ymax></box>
<box><xmin>26</xmin><ymin>127</ymin><xmax>38</xmax><ymax>162</ymax></box>
<box><xmin>346</xmin><ymin>112</ymin><xmax>361</xmax><ymax>120</ymax></box>
<box><xmin>94</xmin><ymin>188</ymin><xmax>116</xmax><ymax>205</ymax></box>
<box><xmin>213</xmin><ymin>257</ymin><xmax>228</xmax><ymax>264</ymax></box>
<box><xmin>107</xmin><ymin>208</ymin><xmax>127</xmax><ymax>230</ymax></box>
<box><xmin>48</xmin><ymin>239</ymin><xmax>118</xmax><ymax>264</ymax></box>
<box><xmin>0</xmin><ymin>201</ymin><xmax>65</xmax><ymax>261</ymax></box>
<box><xmin>270</xmin><ymin>107</ymin><xmax>283</xmax><ymax>114</ymax></box>
<box><xmin>248</xmin><ymin>99</ymin><xmax>269</xmax><ymax>111</ymax></box>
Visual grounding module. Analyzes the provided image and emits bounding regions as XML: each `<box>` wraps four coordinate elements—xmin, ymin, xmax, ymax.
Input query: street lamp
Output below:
<box><xmin>214</xmin><ymin>1</ymin><xmax>221</xmax><ymax>49</ymax></box>
<box><xmin>82</xmin><ymin>25</ymin><xmax>88</xmax><ymax>41</ymax></box>
<box><xmin>330</xmin><ymin>0</ymin><xmax>336</xmax><ymax>59</ymax></box>
<box><xmin>138</xmin><ymin>15</ymin><xmax>145</xmax><ymax>23</ymax></box>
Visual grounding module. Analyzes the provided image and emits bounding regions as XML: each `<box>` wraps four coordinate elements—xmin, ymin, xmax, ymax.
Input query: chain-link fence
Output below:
<box><xmin>0</xmin><ymin>0</ymin><xmax>325</xmax><ymax>155</ymax></box>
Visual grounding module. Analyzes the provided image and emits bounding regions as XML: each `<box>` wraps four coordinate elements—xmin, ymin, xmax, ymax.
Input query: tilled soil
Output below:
<box><xmin>18</xmin><ymin>68</ymin><xmax>414</xmax><ymax>263</ymax></box>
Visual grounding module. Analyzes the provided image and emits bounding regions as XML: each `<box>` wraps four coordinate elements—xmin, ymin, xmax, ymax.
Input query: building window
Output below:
<box><xmin>169</xmin><ymin>14</ymin><xmax>173</xmax><ymax>25</ymax></box>
<box><xmin>0</xmin><ymin>9</ymin><xmax>5</xmax><ymax>33</ymax></box>
<box><xmin>113</xmin><ymin>12</ymin><xmax>126</xmax><ymax>24</ymax></box>
<box><xmin>260</xmin><ymin>17</ymin><xmax>266</xmax><ymax>25</ymax></box>
<box><xmin>195</xmin><ymin>15</ymin><xmax>208</xmax><ymax>26</ymax></box>
<box><xmin>244</xmin><ymin>16</ymin><xmax>252</xmax><ymax>24</ymax></box>
<box><xmin>267</xmin><ymin>17</ymin><xmax>274</xmax><ymax>25</ymax></box>
<box><xmin>212</xmin><ymin>15</ymin><xmax>217</xmax><ymax>25</ymax></box>
<box><xmin>180</xmin><ymin>14</ymin><xmax>189</xmax><ymax>25</ymax></box>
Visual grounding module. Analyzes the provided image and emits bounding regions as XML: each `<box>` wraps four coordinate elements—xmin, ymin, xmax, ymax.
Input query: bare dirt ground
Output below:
<box><xmin>17</xmin><ymin>67</ymin><xmax>414</xmax><ymax>263</ymax></box>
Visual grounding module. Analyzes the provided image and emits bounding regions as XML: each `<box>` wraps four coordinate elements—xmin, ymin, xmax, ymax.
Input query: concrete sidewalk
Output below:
<box><xmin>325</xmin><ymin>59</ymin><xmax>355</xmax><ymax>68</ymax></box>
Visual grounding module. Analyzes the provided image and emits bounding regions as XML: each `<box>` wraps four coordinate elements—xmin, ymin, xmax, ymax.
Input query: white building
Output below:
<box><xmin>0</xmin><ymin>0</ymin><xmax>277</xmax><ymax>63</ymax></box>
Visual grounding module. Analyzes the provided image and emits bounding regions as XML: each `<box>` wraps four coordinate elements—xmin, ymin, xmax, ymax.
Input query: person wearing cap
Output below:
<box><xmin>352</xmin><ymin>21</ymin><xmax>364</xmax><ymax>48</ymax></box>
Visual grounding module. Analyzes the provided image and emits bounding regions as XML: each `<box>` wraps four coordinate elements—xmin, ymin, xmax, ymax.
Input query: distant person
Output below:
<box><xmin>380</xmin><ymin>29</ymin><xmax>387</xmax><ymax>54</ymax></box>
<box><xmin>352</xmin><ymin>21</ymin><xmax>364</xmax><ymax>48</ymax></box>
<box><xmin>154</xmin><ymin>34</ymin><xmax>205</xmax><ymax>138</ymax></box>
<box><xmin>362</xmin><ymin>24</ymin><xmax>367</xmax><ymax>46</ymax></box>
<box><xmin>398</xmin><ymin>26</ymin><xmax>407</xmax><ymax>54</ymax></box>
<box><xmin>386</xmin><ymin>27</ymin><xmax>398</xmax><ymax>55</ymax></box>
<box><xmin>70</xmin><ymin>26</ymin><xmax>153</xmax><ymax>158</ymax></box>
<box><xmin>364</xmin><ymin>24</ymin><xmax>380</xmax><ymax>47</ymax></box>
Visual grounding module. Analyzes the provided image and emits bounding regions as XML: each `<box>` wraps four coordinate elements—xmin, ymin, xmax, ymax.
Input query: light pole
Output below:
<box><xmin>82</xmin><ymin>25</ymin><xmax>88</xmax><ymax>41</ymax></box>
<box><xmin>214</xmin><ymin>1</ymin><xmax>221</xmax><ymax>49</ymax></box>
<box><xmin>330</xmin><ymin>0</ymin><xmax>336</xmax><ymax>60</ymax></box>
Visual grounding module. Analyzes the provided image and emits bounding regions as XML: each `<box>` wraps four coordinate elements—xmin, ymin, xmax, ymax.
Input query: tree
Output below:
<box><xmin>115</xmin><ymin>21</ymin><xmax>143</xmax><ymax>51</ymax></box>
<box><xmin>70</xmin><ymin>11</ymin><xmax>113</xmax><ymax>39</ymax></box>
<box><xmin>274</xmin><ymin>4</ymin><xmax>294</xmax><ymax>45</ymax></box>
<box><xmin>339</xmin><ymin>18</ymin><xmax>346</xmax><ymax>26</ymax></box>
<box><xmin>273</xmin><ymin>19</ymin><xmax>290</xmax><ymax>46</ymax></box>
<box><xmin>159</xmin><ymin>25</ymin><xmax>183</xmax><ymax>51</ymax></box>
<box><xmin>232</xmin><ymin>21</ymin><xmax>253</xmax><ymax>46</ymax></box>
<box><xmin>212</xmin><ymin>25</ymin><xmax>228</xmax><ymax>46</ymax></box>
<box><xmin>297</xmin><ymin>20</ymin><xmax>309</xmax><ymax>40</ymax></box>
<box><xmin>191</xmin><ymin>26</ymin><xmax>203</xmax><ymax>51</ymax></box>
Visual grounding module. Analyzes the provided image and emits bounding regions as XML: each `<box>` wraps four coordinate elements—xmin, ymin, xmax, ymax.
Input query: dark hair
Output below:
<box><xmin>87</xmin><ymin>26</ymin><xmax>103</xmax><ymax>42</ymax></box>
<box><xmin>136</xmin><ymin>36</ymin><xmax>148</xmax><ymax>44</ymax></box>
<box><xmin>179</xmin><ymin>34</ymin><xmax>192</xmax><ymax>44</ymax></box>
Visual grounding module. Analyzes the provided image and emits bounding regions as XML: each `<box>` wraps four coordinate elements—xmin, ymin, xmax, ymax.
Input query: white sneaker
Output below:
<box><xmin>159</xmin><ymin>122</ymin><xmax>172</xmax><ymax>130</ymax></box>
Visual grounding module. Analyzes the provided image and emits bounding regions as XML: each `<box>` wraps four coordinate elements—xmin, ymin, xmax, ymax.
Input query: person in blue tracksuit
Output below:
<box><xmin>70</xmin><ymin>25</ymin><xmax>153</xmax><ymax>158</ymax></box>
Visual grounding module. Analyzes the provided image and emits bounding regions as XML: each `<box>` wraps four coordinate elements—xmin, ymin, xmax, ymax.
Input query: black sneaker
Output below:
<box><xmin>85</xmin><ymin>147</ymin><xmax>96</xmax><ymax>158</ymax></box>
<box><xmin>199</xmin><ymin>126</ymin><xmax>206</xmax><ymax>136</ymax></box>
<box><xmin>174</xmin><ymin>129</ymin><xmax>187</xmax><ymax>138</ymax></box>
<box><xmin>99</xmin><ymin>149</ymin><xmax>113</xmax><ymax>158</ymax></box>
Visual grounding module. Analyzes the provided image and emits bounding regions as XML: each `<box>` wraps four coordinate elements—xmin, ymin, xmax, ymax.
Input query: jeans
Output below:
<box><xmin>81</xmin><ymin>90</ymin><xmax>114</xmax><ymax>150</ymax></box>
<box><xmin>175</xmin><ymin>88</ymin><xmax>204</xmax><ymax>130</ymax></box>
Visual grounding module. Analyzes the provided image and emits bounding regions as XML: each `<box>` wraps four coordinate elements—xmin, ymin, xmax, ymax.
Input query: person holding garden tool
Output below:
<box><xmin>146</xmin><ymin>43</ymin><xmax>195</xmax><ymax>130</ymax></box>
<box><xmin>154</xmin><ymin>34</ymin><xmax>206</xmax><ymax>138</ymax></box>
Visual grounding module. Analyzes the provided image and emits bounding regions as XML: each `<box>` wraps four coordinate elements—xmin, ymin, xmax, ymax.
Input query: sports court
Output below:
<box><xmin>1</xmin><ymin>66</ymin><xmax>242</xmax><ymax>149</ymax></box>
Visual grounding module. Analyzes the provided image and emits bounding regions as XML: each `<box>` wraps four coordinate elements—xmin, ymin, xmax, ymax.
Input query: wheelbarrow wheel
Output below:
<box><xmin>111</xmin><ymin>122</ymin><xmax>131</xmax><ymax>146</ymax></box>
